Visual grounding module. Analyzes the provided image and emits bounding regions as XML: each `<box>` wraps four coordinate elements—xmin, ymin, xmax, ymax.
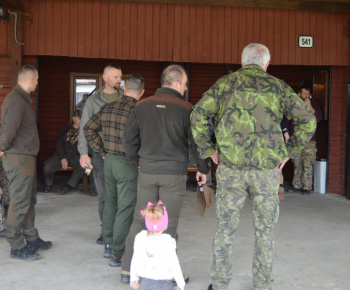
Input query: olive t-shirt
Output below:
<box><xmin>104</xmin><ymin>91</ymin><xmax>120</xmax><ymax>103</ymax></box>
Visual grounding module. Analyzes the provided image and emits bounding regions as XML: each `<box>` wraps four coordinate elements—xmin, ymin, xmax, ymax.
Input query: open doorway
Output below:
<box><xmin>281</xmin><ymin>67</ymin><xmax>330</xmax><ymax>191</ymax></box>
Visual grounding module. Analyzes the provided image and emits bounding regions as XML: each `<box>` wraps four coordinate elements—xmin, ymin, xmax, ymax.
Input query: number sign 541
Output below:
<box><xmin>298</xmin><ymin>35</ymin><xmax>314</xmax><ymax>48</ymax></box>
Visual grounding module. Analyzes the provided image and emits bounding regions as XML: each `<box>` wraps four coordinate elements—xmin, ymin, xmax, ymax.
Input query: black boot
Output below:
<box><xmin>27</xmin><ymin>238</ymin><xmax>52</xmax><ymax>251</ymax></box>
<box><xmin>11</xmin><ymin>245</ymin><xmax>39</xmax><ymax>261</ymax></box>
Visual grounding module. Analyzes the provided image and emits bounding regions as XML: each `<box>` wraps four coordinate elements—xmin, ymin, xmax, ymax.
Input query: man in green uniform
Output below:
<box><xmin>191</xmin><ymin>43</ymin><xmax>316</xmax><ymax>290</ymax></box>
<box><xmin>84</xmin><ymin>74</ymin><xmax>144</xmax><ymax>267</ymax></box>
<box><xmin>0</xmin><ymin>65</ymin><xmax>52</xmax><ymax>261</ymax></box>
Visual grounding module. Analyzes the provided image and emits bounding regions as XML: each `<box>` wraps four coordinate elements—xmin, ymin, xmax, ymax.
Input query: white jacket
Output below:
<box><xmin>130</xmin><ymin>230</ymin><xmax>185</xmax><ymax>288</ymax></box>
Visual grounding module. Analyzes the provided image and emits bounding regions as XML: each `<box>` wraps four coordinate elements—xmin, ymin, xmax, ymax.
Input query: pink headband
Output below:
<box><xmin>140</xmin><ymin>201</ymin><xmax>168</xmax><ymax>232</ymax></box>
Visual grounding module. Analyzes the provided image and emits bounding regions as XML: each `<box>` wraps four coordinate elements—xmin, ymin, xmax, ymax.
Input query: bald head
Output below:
<box><xmin>18</xmin><ymin>65</ymin><xmax>39</xmax><ymax>94</ymax></box>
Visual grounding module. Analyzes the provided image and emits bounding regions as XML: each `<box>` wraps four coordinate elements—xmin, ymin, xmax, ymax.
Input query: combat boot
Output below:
<box><xmin>11</xmin><ymin>245</ymin><xmax>39</xmax><ymax>261</ymax></box>
<box><xmin>27</xmin><ymin>238</ymin><xmax>52</xmax><ymax>252</ymax></box>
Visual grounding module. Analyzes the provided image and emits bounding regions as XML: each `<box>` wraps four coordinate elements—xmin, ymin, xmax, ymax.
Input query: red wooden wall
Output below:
<box><xmin>0</xmin><ymin>58</ymin><xmax>11</xmax><ymax>105</ymax></box>
<box><xmin>6</xmin><ymin>0</ymin><xmax>346</xmax><ymax>66</ymax></box>
<box><xmin>189</xmin><ymin>64</ymin><xmax>229</xmax><ymax>104</ymax></box>
<box><xmin>0</xmin><ymin>56</ymin><xmax>36</xmax><ymax>112</ymax></box>
<box><xmin>328</xmin><ymin>66</ymin><xmax>350</xmax><ymax>195</ymax></box>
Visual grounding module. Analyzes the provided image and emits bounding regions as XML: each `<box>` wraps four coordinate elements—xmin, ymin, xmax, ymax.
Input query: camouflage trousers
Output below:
<box><xmin>211</xmin><ymin>164</ymin><xmax>280</xmax><ymax>290</ymax></box>
<box><xmin>0</xmin><ymin>157</ymin><xmax>10</xmax><ymax>232</ymax></box>
<box><xmin>292</xmin><ymin>141</ymin><xmax>317</xmax><ymax>191</ymax></box>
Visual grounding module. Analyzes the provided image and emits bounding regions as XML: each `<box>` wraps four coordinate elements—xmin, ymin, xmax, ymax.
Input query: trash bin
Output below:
<box><xmin>313</xmin><ymin>158</ymin><xmax>327</xmax><ymax>194</ymax></box>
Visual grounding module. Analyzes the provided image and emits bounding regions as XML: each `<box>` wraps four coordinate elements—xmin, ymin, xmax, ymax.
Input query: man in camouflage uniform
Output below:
<box><xmin>190</xmin><ymin>43</ymin><xmax>316</xmax><ymax>290</ymax></box>
<box><xmin>286</xmin><ymin>85</ymin><xmax>322</xmax><ymax>194</ymax></box>
<box><xmin>0</xmin><ymin>157</ymin><xmax>9</xmax><ymax>237</ymax></box>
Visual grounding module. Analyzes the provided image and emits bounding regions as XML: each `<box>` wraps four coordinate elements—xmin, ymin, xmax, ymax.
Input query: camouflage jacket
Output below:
<box><xmin>190</xmin><ymin>64</ymin><xmax>316</xmax><ymax>170</ymax></box>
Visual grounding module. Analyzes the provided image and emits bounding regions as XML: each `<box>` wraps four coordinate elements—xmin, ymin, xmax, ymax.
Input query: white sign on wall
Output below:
<box><xmin>298</xmin><ymin>35</ymin><xmax>314</xmax><ymax>48</ymax></box>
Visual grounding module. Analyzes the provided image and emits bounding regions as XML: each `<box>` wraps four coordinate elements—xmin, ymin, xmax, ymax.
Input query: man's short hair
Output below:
<box><xmin>241</xmin><ymin>43</ymin><xmax>271</xmax><ymax>67</ymax></box>
<box><xmin>18</xmin><ymin>65</ymin><xmax>38</xmax><ymax>83</ymax></box>
<box><xmin>73</xmin><ymin>110</ymin><xmax>82</xmax><ymax>118</ymax></box>
<box><xmin>160</xmin><ymin>65</ymin><xmax>186</xmax><ymax>87</ymax></box>
<box><xmin>299</xmin><ymin>85</ymin><xmax>311</xmax><ymax>94</ymax></box>
<box><xmin>103</xmin><ymin>63</ymin><xmax>122</xmax><ymax>75</ymax></box>
<box><xmin>125</xmin><ymin>73</ymin><xmax>145</xmax><ymax>94</ymax></box>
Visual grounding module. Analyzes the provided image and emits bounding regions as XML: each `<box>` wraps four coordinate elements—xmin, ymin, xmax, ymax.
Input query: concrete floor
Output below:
<box><xmin>1</xmin><ymin>178</ymin><xmax>350</xmax><ymax>290</ymax></box>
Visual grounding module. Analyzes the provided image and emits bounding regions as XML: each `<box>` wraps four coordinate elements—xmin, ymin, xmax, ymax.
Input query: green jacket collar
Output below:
<box><xmin>155</xmin><ymin>87</ymin><xmax>184</xmax><ymax>100</ymax></box>
<box><xmin>240</xmin><ymin>64</ymin><xmax>265</xmax><ymax>72</ymax></box>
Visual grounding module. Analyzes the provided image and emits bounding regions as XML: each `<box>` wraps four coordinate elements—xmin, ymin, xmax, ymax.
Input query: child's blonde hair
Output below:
<box><xmin>141</xmin><ymin>201</ymin><xmax>169</xmax><ymax>233</ymax></box>
<box><xmin>143</xmin><ymin>203</ymin><xmax>164</xmax><ymax>222</ymax></box>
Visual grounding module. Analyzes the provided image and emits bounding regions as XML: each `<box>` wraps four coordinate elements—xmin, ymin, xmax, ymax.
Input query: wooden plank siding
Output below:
<box><xmin>0</xmin><ymin>57</ymin><xmax>12</xmax><ymax>106</ymax></box>
<box><xmin>0</xmin><ymin>56</ymin><xmax>36</xmax><ymax>115</ymax></box>
<box><xmin>10</xmin><ymin>0</ymin><xmax>348</xmax><ymax>66</ymax></box>
<box><xmin>0</xmin><ymin>19</ymin><xmax>10</xmax><ymax>56</ymax></box>
<box><xmin>328</xmin><ymin>66</ymin><xmax>350</xmax><ymax>195</ymax></box>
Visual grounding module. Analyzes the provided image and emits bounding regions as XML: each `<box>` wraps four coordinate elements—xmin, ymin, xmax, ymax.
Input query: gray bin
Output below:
<box><xmin>313</xmin><ymin>159</ymin><xmax>327</xmax><ymax>194</ymax></box>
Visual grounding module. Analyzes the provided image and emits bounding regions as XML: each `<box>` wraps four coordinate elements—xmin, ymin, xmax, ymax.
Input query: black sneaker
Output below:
<box><xmin>27</xmin><ymin>238</ymin><xmax>52</xmax><ymax>251</ymax></box>
<box><xmin>104</xmin><ymin>244</ymin><xmax>112</xmax><ymax>258</ymax></box>
<box><xmin>109</xmin><ymin>255</ymin><xmax>121</xmax><ymax>267</ymax></box>
<box><xmin>173</xmin><ymin>274</ymin><xmax>189</xmax><ymax>286</ymax></box>
<box><xmin>11</xmin><ymin>245</ymin><xmax>40</xmax><ymax>261</ymax></box>
<box><xmin>44</xmin><ymin>185</ymin><xmax>51</xmax><ymax>193</ymax></box>
<box><xmin>96</xmin><ymin>235</ymin><xmax>104</xmax><ymax>245</ymax></box>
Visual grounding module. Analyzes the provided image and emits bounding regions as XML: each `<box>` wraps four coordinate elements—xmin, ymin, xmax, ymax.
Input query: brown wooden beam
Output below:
<box><xmin>0</xmin><ymin>0</ymin><xmax>23</xmax><ymax>12</ymax></box>
<box><xmin>105</xmin><ymin>0</ymin><xmax>350</xmax><ymax>13</ymax></box>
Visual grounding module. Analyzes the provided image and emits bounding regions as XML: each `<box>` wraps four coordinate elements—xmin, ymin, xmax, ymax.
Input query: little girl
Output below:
<box><xmin>130</xmin><ymin>201</ymin><xmax>185</xmax><ymax>290</ymax></box>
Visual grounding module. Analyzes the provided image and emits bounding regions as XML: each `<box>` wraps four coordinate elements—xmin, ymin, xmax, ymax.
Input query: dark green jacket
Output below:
<box><xmin>190</xmin><ymin>64</ymin><xmax>316</xmax><ymax>170</ymax></box>
<box><xmin>0</xmin><ymin>85</ymin><xmax>40</xmax><ymax>155</ymax></box>
<box><xmin>123</xmin><ymin>87</ymin><xmax>208</xmax><ymax>175</ymax></box>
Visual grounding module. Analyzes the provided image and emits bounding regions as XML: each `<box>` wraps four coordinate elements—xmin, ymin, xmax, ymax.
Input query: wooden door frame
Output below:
<box><xmin>69</xmin><ymin>73</ymin><xmax>103</xmax><ymax>121</ymax></box>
